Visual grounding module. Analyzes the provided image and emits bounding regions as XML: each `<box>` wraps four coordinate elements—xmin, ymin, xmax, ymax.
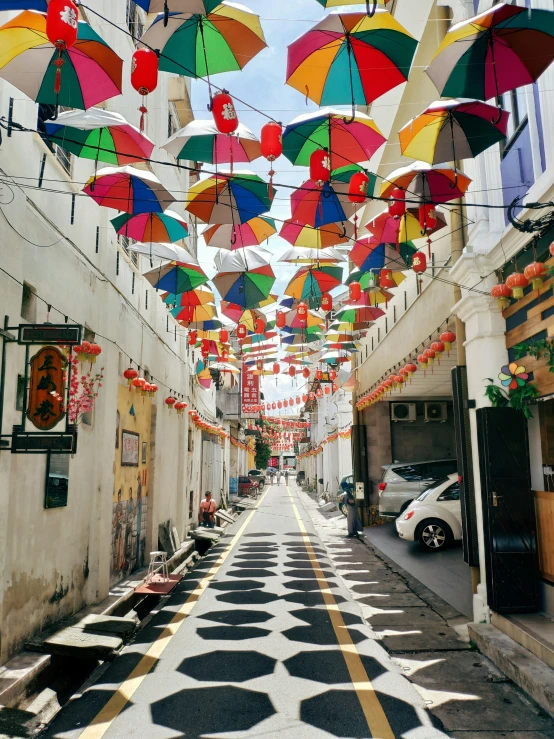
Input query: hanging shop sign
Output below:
<box><xmin>27</xmin><ymin>346</ymin><xmax>66</xmax><ymax>431</ymax></box>
<box><xmin>241</xmin><ymin>358</ymin><xmax>260</xmax><ymax>417</ymax></box>
<box><xmin>18</xmin><ymin>324</ymin><xmax>82</xmax><ymax>346</ymax></box>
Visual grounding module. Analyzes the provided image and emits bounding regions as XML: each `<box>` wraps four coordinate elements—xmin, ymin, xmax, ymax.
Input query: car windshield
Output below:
<box><xmin>416</xmin><ymin>477</ymin><xmax>449</xmax><ymax>501</ymax></box>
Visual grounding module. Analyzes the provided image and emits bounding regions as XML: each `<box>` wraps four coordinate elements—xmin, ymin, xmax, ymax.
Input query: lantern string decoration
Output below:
<box><xmin>131</xmin><ymin>48</ymin><xmax>159</xmax><ymax>133</ymax></box>
<box><xmin>46</xmin><ymin>0</ymin><xmax>78</xmax><ymax>101</ymax></box>
<box><xmin>261</xmin><ymin>121</ymin><xmax>283</xmax><ymax>199</ymax></box>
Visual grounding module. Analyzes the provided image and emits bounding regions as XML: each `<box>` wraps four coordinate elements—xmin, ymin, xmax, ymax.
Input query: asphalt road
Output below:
<box><xmin>43</xmin><ymin>483</ymin><xmax>445</xmax><ymax>739</ymax></box>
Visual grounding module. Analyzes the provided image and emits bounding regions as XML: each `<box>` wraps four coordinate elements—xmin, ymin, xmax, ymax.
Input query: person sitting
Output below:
<box><xmin>199</xmin><ymin>491</ymin><xmax>216</xmax><ymax>529</ymax></box>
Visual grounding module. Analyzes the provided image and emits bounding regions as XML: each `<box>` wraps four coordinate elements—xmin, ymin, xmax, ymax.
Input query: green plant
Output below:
<box><xmin>513</xmin><ymin>337</ymin><xmax>554</xmax><ymax>373</ymax></box>
<box><xmin>484</xmin><ymin>378</ymin><xmax>540</xmax><ymax>419</ymax></box>
<box><xmin>255</xmin><ymin>436</ymin><xmax>272</xmax><ymax>469</ymax></box>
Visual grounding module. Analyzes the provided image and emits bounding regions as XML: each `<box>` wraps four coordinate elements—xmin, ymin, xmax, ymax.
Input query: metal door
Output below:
<box><xmin>477</xmin><ymin>407</ymin><xmax>539</xmax><ymax>613</ymax></box>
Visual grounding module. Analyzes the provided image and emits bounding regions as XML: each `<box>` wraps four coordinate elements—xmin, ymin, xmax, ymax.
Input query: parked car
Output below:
<box><xmin>238</xmin><ymin>476</ymin><xmax>257</xmax><ymax>497</ymax></box>
<box><xmin>378</xmin><ymin>459</ymin><xmax>458</xmax><ymax>518</ymax></box>
<box><xmin>296</xmin><ymin>470</ymin><xmax>305</xmax><ymax>484</ymax></box>
<box><xmin>395</xmin><ymin>473</ymin><xmax>462</xmax><ymax>551</ymax></box>
<box><xmin>248</xmin><ymin>469</ymin><xmax>265</xmax><ymax>488</ymax></box>
<box><xmin>340</xmin><ymin>474</ymin><xmax>354</xmax><ymax>494</ymax></box>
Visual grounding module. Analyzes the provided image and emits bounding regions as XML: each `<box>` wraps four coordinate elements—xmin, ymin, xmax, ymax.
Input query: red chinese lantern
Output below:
<box><xmin>272</xmin><ymin>402</ymin><xmax>276</xmax><ymax>410</ymax></box>
<box><xmin>276</xmin><ymin>311</ymin><xmax>286</xmax><ymax>329</ymax></box>
<box><xmin>174</xmin><ymin>402</ymin><xmax>187</xmax><ymax>415</ymax></box>
<box><xmin>237</xmin><ymin>323</ymin><xmax>248</xmax><ymax>339</ymax></box>
<box><xmin>221</xmin><ymin>349</ymin><xmax>229</xmax><ymax>362</ymax></box>
<box><xmin>440</xmin><ymin>331</ymin><xmax>456</xmax><ymax>354</ymax></box>
<box><xmin>302</xmin><ymin>367</ymin><xmax>310</xmax><ymax>379</ymax></box>
<box><xmin>316</xmin><ymin>388</ymin><xmax>323</xmax><ymax>398</ymax></box>
<box><xmin>506</xmin><ymin>272</ymin><xmax>529</xmax><ymax>300</ymax></box>
<box><xmin>405</xmin><ymin>362</ymin><xmax>417</xmax><ymax>378</ymax></box>
<box><xmin>211</xmin><ymin>90</ymin><xmax>238</xmax><ymax>135</ymax></box>
<box><xmin>491</xmin><ymin>283</ymin><xmax>512</xmax><ymax>309</ymax></box>
<box><xmin>277</xmin><ymin>401</ymin><xmax>283</xmax><ymax>409</ymax></box>
<box><xmin>431</xmin><ymin>341</ymin><xmax>445</xmax><ymax>362</ymax></box>
<box><xmin>423</xmin><ymin>348</ymin><xmax>436</xmax><ymax>365</ymax></box>
<box><xmin>310</xmin><ymin>149</ymin><xmax>331</xmax><ymax>187</ymax></box>
<box><xmin>309</xmin><ymin>392</ymin><xmax>315</xmax><ymax>400</ymax></box>
<box><xmin>289</xmin><ymin>366</ymin><xmax>296</xmax><ymax>378</ymax></box>
<box><xmin>412</xmin><ymin>251</ymin><xmax>427</xmax><ymax>274</ymax></box>
<box><xmin>349</xmin><ymin>281</ymin><xmax>361</xmax><ymax>302</ymax></box>
<box><xmin>283</xmin><ymin>399</ymin><xmax>288</xmax><ymax>408</ymax></box>
<box><xmin>418</xmin><ymin>203</ymin><xmax>438</xmax><ymax>233</ymax></box>
<box><xmin>379</xmin><ymin>269</ymin><xmax>394</xmax><ymax>289</ymax></box>
<box><xmin>273</xmin><ymin>362</ymin><xmax>280</xmax><ymax>375</ymax></box>
<box><xmin>297</xmin><ymin>302</ymin><xmax>308</xmax><ymax>321</ymax></box>
<box><xmin>399</xmin><ymin>367</ymin><xmax>409</xmax><ymax>380</ymax></box>
<box><xmin>296</xmin><ymin>396</ymin><xmax>301</xmax><ymax>404</ymax></box>
<box><xmin>329</xmin><ymin>370</ymin><xmax>337</xmax><ymax>381</ymax></box>
<box><xmin>257</xmin><ymin>359</ymin><xmax>264</xmax><ymax>371</ymax></box>
<box><xmin>149</xmin><ymin>384</ymin><xmax>158</xmax><ymax>397</ymax></box>
<box><xmin>255</xmin><ymin>317</ymin><xmax>266</xmax><ymax>334</ymax></box>
<box><xmin>46</xmin><ymin>0</ymin><xmax>78</xmax><ymax>95</ymax></box>
<box><xmin>418</xmin><ymin>353</ymin><xmax>428</xmax><ymax>371</ymax></box>
<box><xmin>165</xmin><ymin>396</ymin><xmax>177</xmax><ymax>409</ymax></box>
<box><xmin>131</xmin><ymin>48</ymin><xmax>159</xmax><ymax>132</ymax></box>
<box><xmin>332</xmin><ymin>382</ymin><xmax>338</xmax><ymax>392</ymax></box>
<box><xmin>315</xmin><ymin>369</ymin><xmax>323</xmax><ymax>381</ymax></box>
<box><xmin>324</xmin><ymin>385</ymin><xmax>331</xmax><ymax>394</ymax></box>
<box><xmin>524</xmin><ymin>261</ymin><xmax>547</xmax><ymax>291</ymax></box>
<box><xmin>261</xmin><ymin>121</ymin><xmax>282</xmax><ymax>197</ymax></box>
<box><xmin>201</xmin><ymin>338</ymin><xmax>210</xmax><ymax>354</ymax></box>
<box><xmin>348</xmin><ymin>171</ymin><xmax>370</xmax><ymax>203</ymax></box>
<box><xmin>302</xmin><ymin>394</ymin><xmax>308</xmax><ymax>402</ymax></box>
<box><xmin>320</xmin><ymin>292</ymin><xmax>333</xmax><ymax>313</ymax></box>
<box><xmin>132</xmin><ymin>377</ymin><xmax>144</xmax><ymax>392</ymax></box>
<box><xmin>219</xmin><ymin>328</ymin><xmax>229</xmax><ymax>344</ymax></box>
<box><xmin>123</xmin><ymin>367</ymin><xmax>138</xmax><ymax>387</ymax></box>
<box><xmin>388</xmin><ymin>187</ymin><xmax>406</xmax><ymax>219</ymax></box>
<box><xmin>188</xmin><ymin>330</ymin><xmax>197</xmax><ymax>347</ymax></box>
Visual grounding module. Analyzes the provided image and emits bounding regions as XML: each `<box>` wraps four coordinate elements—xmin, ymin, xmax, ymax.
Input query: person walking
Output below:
<box><xmin>342</xmin><ymin>488</ymin><xmax>363</xmax><ymax>538</ymax></box>
<box><xmin>199</xmin><ymin>491</ymin><xmax>216</xmax><ymax>528</ymax></box>
<box><xmin>284</xmin><ymin>470</ymin><xmax>289</xmax><ymax>484</ymax></box>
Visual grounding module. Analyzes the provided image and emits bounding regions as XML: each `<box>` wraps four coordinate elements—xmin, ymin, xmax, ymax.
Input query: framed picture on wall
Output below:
<box><xmin>121</xmin><ymin>430</ymin><xmax>139</xmax><ymax>467</ymax></box>
<box><xmin>142</xmin><ymin>441</ymin><xmax>147</xmax><ymax>464</ymax></box>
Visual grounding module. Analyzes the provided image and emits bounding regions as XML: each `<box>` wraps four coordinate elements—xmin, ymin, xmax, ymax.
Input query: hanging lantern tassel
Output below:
<box><xmin>131</xmin><ymin>49</ymin><xmax>159</xmax><ymax>134</ymax></box>
<box><xmin>46</xmin><ymin>0</ymin><xmax>79</xmax><ymax>99</ymax></box>
<box><xmin>427</xmin><ymin>236</ymin><xmax>432</xmax><ymax>259</ymax></box>
<box><xmin>54</xmin><ymin>50</ymin><xmax>64</xmax><ymax>95</ymax></box>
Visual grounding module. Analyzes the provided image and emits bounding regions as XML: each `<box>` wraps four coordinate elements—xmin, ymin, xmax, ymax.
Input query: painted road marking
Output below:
<box><xmin>286</xmin><ymin>486</ymin><xmax>395</xmax><ymax>739</ymax></box>
<box><xmin>78</xmin><ymin>491</ymin><xmax>268</xmax><ymax>739</ymax></box>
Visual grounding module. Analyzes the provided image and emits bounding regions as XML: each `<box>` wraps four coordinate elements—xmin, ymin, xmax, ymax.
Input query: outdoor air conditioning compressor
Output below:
<box><xmin>424</xmin><ymin>402</ymin><xmax>448</xmax><ymax>422</ymax></box>
<box><xmin>391</xmin><ymin>403</ymin><xmax>416</xmax><ymax>422</ymax></box>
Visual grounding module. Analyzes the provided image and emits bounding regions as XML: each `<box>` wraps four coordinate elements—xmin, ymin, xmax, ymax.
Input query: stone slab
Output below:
<box><xmin>374</xmin><ymin>625</ymin><xmax>470</xmax><ymax>653</ymax></box>
<box><xmin>42</xmin><ymin>628</ymin><xmax>123</xmax><ymax>660</ymax></box>
<box><xmin>215</xmin><ymin>510</ymin><xmax>235</xmax><ymax>524</ymax></box>
<box><xmin>368</xmin><ymin>608</ymin><xmax>448</xmax><ymax>629</ymax></box>
<box><xmin>356</xmin><ymin>593</ymin><xmax>427</xmax><ymax>608</ymax></box>
<box><xmin>77</xmin><ymin>614</ymin><xmax>137</xmax><ymax>638</ymax></box>
<box><xmin>349</xmin><ymin>580</ymin><xmax>411</xmax><ymax>594</ymax></box>
<box><xmin>318</xmin><ymin>502</ymin><xmax>337</xmax><ymax>512</ymax></box>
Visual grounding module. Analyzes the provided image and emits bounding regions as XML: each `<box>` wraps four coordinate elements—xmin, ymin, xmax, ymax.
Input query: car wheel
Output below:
<box><xmin>417</xmin><ymin>519</ymin><xmax>453</xmax><ymax>551</ymax></box>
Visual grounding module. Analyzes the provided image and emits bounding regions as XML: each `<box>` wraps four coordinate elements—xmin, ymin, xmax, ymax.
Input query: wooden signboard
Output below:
<box><xmin>27</xmin><ymin>346</ymin><xmax>66</xmax><ymax>431</ymax></box>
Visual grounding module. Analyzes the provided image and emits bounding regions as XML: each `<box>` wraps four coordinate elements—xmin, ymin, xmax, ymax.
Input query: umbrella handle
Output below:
<box><xmin>366</xmin><ymin>0</ymin><xmax>377</xmax><ymax>16</ymax></box>
<box><xmin>342</xmin><ymin>102</ymin><xmax>356</xmax><ymax>125</ymax></box>
<box><xmin>449</xmin><ymin>168</ymin><xmax>459</xmax><ymax>189</ymax></box>
<box><xmin>164</xmin><ymin>0</ymin><xmax>169</xmax><ymax>27</ymax></box>
<box><xmin>491</xmin><ymin>105</ymin><xmax>503</xmax><ymax>125</ymax></box>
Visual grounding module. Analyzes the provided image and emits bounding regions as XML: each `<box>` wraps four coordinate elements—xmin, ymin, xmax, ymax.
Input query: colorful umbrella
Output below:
<box><xmin>44</xmin><ymin>109</ymin><xmax>153</xmax><ymax>167</ymax></box>
<box><xmin>221</xmin><ymin>295</ymin><xmax>277</xmax><ymax>323</ymax></box>
<box><xmin>331</xmin><ymin>164</ymin><xmax>377</xmax><ymax>195</ymax></box>
<box><xmin>286</xmin><ymin>11</ymin><xmax>417</xmax><ymax>113</ymax></box>
<box><xmin>213</xmin><ymin>249</ymin><xmax>276</xmax><ymax>308</ymax></box>
<box><xmin>0</xmin><ymin>1</ymin><xmax>51</xmax><ymax>7</ymax></box>
<box><xmin>282</xmin><ymin>333</ymin><xmax>322</xmax><ymax>347</ymax></box>
<box><xmin>84</xmin><ymin>166</ymin><xmax>175</xmax><ymax>214</ymax></box>
<box><xmin>0</xmin><ymin>11</ymin><xmax>123</xmax><ymax>109</ymax></box>
<box><xmin>112</xmin><ymin>210</ymin><xmax>189</xmax><ymax>243</ymax></box>
<box><xmin>186</xmin><ymin>172</ymin><xmax>275</xmax><ymax>224</ymax></box>
<box><xmin>314</xmin><ymin>0</ymin><xmax>390</xmax><ymax>7</ymax></box>
<box><xmin>128</xmin><ymin>242</ymin><xmax>192</xmax><ymax>264</ymax></box>
<box><xmin>135</xmin><ymin>1</ymin><xmax>222</xmax><ymax>14</ymax></box>
<box><xmin>210</xmin><ymin>362</ymin><xmax>240</xmax><ymax>373</ymax></box>
<box><xmin>320</xmin><ymin>351</ymin><xmax>351</xmax><ymax>364</ymax></box>
<box><xmin>280</xmin><ymin>247</ymin><xmax>345</xmax><ymax>264</ymax></box>
<box><xmin>335</xmin><ymin>304</ymin><xmax>385</xmax><ymax>323</ymax></box>
<box><xmin>282</xmin><ymin>108</ymin><xmax>385</xmax><ymax>170</ymax></box>
<box><xmin>162</xmin><ymin>285</ymin><xmax>214</xmax><ymax>307</ymax></box>
<box><xmin>143</xmin><ymin>260</ymin><xmax>209</xmax><ymax>293</ymax></box>
<box><xmin>140</xmin><ymin>4</ymin><xmax>266</xmax><ymax>78</ymax></box>
<box><xmin>163</xmin><ymin>119</ymin><xmax>261</xmax><ymax>165</ymax></box>
<box><xmin>379</xmin><ymin>163</ymin><xmax>471</xmax><ymax>205</ymax></box>
<box><xmin>291</xmin><ymin>179</ymin><xmax>356</xmax><ymax>228</ymax></box>
<box><xmin>170</xmin><ymin>303</ymin><xmax>217</xmax><ymax>323</ymax></box>
<box><xmin>203</xmin><ymin>217</ymin><xmax>276</xmax><ymax>250</ymax></box>
<box><xmin>399</xmin><ymin>99</ymin><xmax>509</xmax><ymax>166</ymax></box>
<box><xmin>196</xmin><ymin>359</ymin><xmax>212</xmax><ymax>390</ymax></box>
<box><xmin>350</xmin><ymin>237</ymin><xmax>417</xmax><ymax>272</ymax></box>
<box><xmin>284</xmin><ymin>265</ymin><xmax>343</xmax><ymax>309</ymax></box>
<box><xmin>343</xmin><ymin>275</ymin><xmax>394</xmax><ymax>304</ymax></box>
<box><xmin>283</xmin><ymin>307</ymin><xmax>324</xmax><ymax>329</ymax></box>
<box><xmin>426</xmin><ymin>4</ymin><xmax>554</xmax><ymax>102</ymax></box>
<box><xmin>280</xmin><ymin>219</ymin><xmax>354</xmax><ymax>249</ymax></box>
<box><xmin>364</xmin><ymin>208</ymin><xmax>447</xmax><ymax>244</ymax></box>
<box><xmin>183</xmin><ymin>319</ymin><xmax>222</xmax><ymax>330</ymax></box>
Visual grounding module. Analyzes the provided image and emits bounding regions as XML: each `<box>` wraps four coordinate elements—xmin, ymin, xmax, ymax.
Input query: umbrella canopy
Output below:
<box><xmin>280</xmin><ymin>219</ymin><xmax>354</xmax><ymax>248</ymax></box>
<box><xmin>163</xmin><ymin>119</ymin><xmax>261</xmax><ymax>165</ymax></box>
<box><xmin>0</xmin><ymin>0</ymin><xmax>52</xmax><ymax>7</ymax></box>
<box><xmin>282</xmin><ymin>333</ymin><xmax>322</xmax><ymax>346</ymax></box>
<box><xmin>0</xmin><ymin>11</ymin><xmax>123</xmax><ymax>109</ymax></box>
<box><xmin>186</xmin><ymin>171</ymin><xmax>274</xmax><ymax>224</ymax></box>
<box><xmin>143</xmin><ymin>260</ymin><xmax>209</xmax><ymax>293</ymax></box>
<box><xmin>364</xmin><ymin>207</ymin><xmax>447</xmax><ymax>244</ymax></box>
<box><xmin>379</xmin><ymin>163</ymin><xmax>471</xmax><ymax>205</ymax></box>
<box><xmin>213</xmin><ymin>249</ymin><xmax>276</xmax><ymax>307</ymax></box>
<box><xmin>170</xmin><ymin>303</ymin><xmax>217</xmax><ymax>323</ymax></box>
<box><xmin>203</xmin><ymin>217</ymin><xmax>276</xmax><ymax>250</ymax></box>
<box><xmin>286</xmin><ymin>11</ymin><xmax>417</xmax><ymax>108</ymax></box>
<box><xmin>283</xmin><ymin>308</ymin><xmax>325</xmax><ymax>329</ymax></box>
<box><xmin>282</xmin><ymin>108</ymin><xmax>385</xmax><ymax>169</ymax></box>
<box><xmin>291</xmin><ymin>179</ymin><xmax>356</xmax><ymax>228</ymax></box>
<box><xmin>284</xmin><ymin>265</ymin><xmax>343</xmax><ymax>309</ymax></box>
<box><xmin>161</xmin><ymin>285</ymin><xmax>214</xmax><ymax>307</ymax></box>
<box><xmin>350</xmin><ymin>237</ymin><xmax>417</xmax><ymax>272</ymax></box>
<box><xmin>221</xmin><ymin>295</ymin><xmax>277</xmax><ymax>322</ymax></box>
<box><xmin>210</xmin><ymin>362</ymin><xmax>240</xmax><ymax>373</ymax></box>
<box><xmin>314</xmin><ymin>0</ymin><xmax>390</xmax><ymax>6</ymax></box>
<box><xmin>44</xmin><ymin>109</ymin><xmax>153</xmax><ymax>166</ymax></box>
<box><xmin>426</xmin><ymin>4</ymin><xmax>554</xmax><ymax>101</ymax></box>
<box><xmin>320</xmin><ymin>351</ymin><xmax>351</xmax><ymax>364</ymax></box>
<box><xmin>128</xmin><ymin>242</ymin><xmax>193</xmax><ymax>263</ymax></box>
<box><xmin>140</xmin><ymin>3</ymin><xmax>266</xmax><ymax>78</ymax></box>
<box><xmin>280</xmin><ymin>247</ymin><xmax>345</xmax><ymax>264</ymax></box>
<box><xmin>227</xmin><ymin>307</ymin><xmax>266</xmax><ymax>332</ymax></box>
<box><xmin>331</xmin><ymin>163</ymin><xmax>377</xmax><ymax>194</ymax></box>
<box><xmin>335</xmin><ymin>304</ymin><xmax>385</xmax><ymax>323</ymax></box>
<box><xmin>84</xmin><ymin>166</ymin><xmax>175</xmax><ymax>214</ymax></box>
<box><xmin>196</xmin><ymin>359</ymin><xmax>212</xmax><ymax>390</ymax></box>
<box><xmin>135</xmin><ymin>0</ymin><xmax>221</xmax><ymax>13</ymax></box>
<box><xmin>112</xmin><ymin>210</ymin><xmax>189</xmax><ymax>243</ymax></box>
<box><xmin>182</xmin><ymin>319</ymin><xmax>223</xmax><ymax>330</ymax></box>
<box><xmin>399</xmin><ymin>99</ymin><xmax>509</xmax><ymax>165</ymax></box>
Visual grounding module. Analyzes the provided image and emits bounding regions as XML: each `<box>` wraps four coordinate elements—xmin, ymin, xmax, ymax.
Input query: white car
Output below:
<box><xmin>395</xmin><ymin>473</ymin><xmax>462</xmax><ymax>551</ymax></box>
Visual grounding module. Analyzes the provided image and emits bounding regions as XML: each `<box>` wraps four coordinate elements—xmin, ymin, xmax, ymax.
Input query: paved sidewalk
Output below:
<box><xmin>301</xmin><ymin>488</ymin><xmax>554</xmax><ymax>738</ymax></box>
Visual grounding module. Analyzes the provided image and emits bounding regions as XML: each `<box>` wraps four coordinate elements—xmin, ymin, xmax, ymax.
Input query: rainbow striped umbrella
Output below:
<box><xmin>143</xmin><ymin>260</ymin><xmax>209</xmax><ymax>293</ymax></box>
<box><xmin>286</xmin><ymin>11</ymin><xmax>417</xmax><ymax>110</ymax></box>
<box><xmin>213</xmin><ymin>249</ymin><xmax>275</xmax><ymax>308</ymax></box>
<box><xmin>170</xmin><ymin>303</ymin><xmax>217</xmax><ymax>323</ymax></box>
<box><xmin>112</xmin><ymin>211</ymin><xmax>189</xmax><ymax>243</ymax></box>
<box><xmin>163</xmin><ymin>120</ymin><xmax>261</xmax><ymax>165</ymax></box>
<box><xmin>285</xmin><ymin>265</ymin><xmax>343</xmax><ymax>309</ymax></box>
<box><xmin>127</xmin><ymin>242</ymin><xmax>192</xmax><ymax>265</ymax></box>
<box><xmin>280</xmin><ymin>247</ymin><xmax>345</xmax><ymax>265</ymax></box>
<box><xmin>186</xmin><ymin>172</ymin><xmax>275</xmax><ymax>225</ymax></box>
<box><xmin>84</xmin><ymin>166</ymin><xmax>175</xmax><ymax>215</ymax></box>
<box><xmin>161</xmin><ymin>285</ymin><xmax>215</xmax><ymax>308</ymax></box>
<box><xmin>0</xmin><ymin>11</ymin><xmax>123</xmax><ymax>109</ymax></box>
<box><xmin>135</xmin><ymin>1</ymin><xmax>221</xmax><ymax>13</ymax></box>
<box><xmin>140</xmin><ymin>4</ymin><xmax>266</xmax><ymax>79</ymax></box>
<box><xmin>196</xmin><ymin>359</ymin><xmax>212</xmax><ymax>390</ymax></box>
<box><xmin>291</xmin><ymin>179</ymin><xmax>356</xmax><ymax>228</ymax></box>
<box><xmin>280</xmin><ymin>219</ymin><xmax>355</xmax><ymax>249</ymax></box>
<box><xmin>314</xmin><ymin>0</ymin><xmax>390</xmax><ymax>7</ymax></box>
<box><xmin>203</xmin><ymin>217</ymin><xmax>276</xmax><ymax>250</ymax></box>
<box><xmin>331</xmin><ymin>164</ymin><xmax>377</xmax><ymax>195</ymax></box>
<box><xmin>221</xmin><ymin>295</ymin><xmax>277</xmax><ymax>323</ymax></box>
<box><xmin>282</xmin><ymin>108</ymin><xmax>385</xmax><ymax>170</ymax></box>
<box><xmin>426</xmin><ymin>4</ymin><xmax>554</xmax><ymax>101</ymax></box>
<box><xmin>379</xmin><ymin>163</ymin><xmax>471</xmax><ymax>204</ymax></box>
<box><xmin>336</xmin><ymin>304</ymin><xmax>386</xmax><ymax>323</ymax></box>
<box><xmin>350</xmin><ymin>238</ymin><xmax>416</xmax><ymax>272</ymax></box>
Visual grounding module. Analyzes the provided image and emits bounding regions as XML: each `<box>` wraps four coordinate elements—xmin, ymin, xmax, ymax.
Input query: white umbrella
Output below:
<box><xmin>128</xmin><ymin>242</ymin><xmax>195</xmax><ymax>263</ymax></box>
<box><xmin>280</xmin><ymin>247</ymin><xmax>346</xmax><ymax>264</ymax></box>
<box><xmin>162</xmin><ymin>119</ymin><xmax>261</xmax><ymax>164</ymax></box>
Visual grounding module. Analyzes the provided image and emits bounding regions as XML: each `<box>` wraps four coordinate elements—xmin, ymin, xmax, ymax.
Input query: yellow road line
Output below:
<box><xmin>79</xmin><ymin>493</ymin><xmax>266</xmax><ymax>739</ymax></box>
<box><xmin>286</xmin><ymin>486</ymin><xmax>395</xmax><ymax>739</ymax></box>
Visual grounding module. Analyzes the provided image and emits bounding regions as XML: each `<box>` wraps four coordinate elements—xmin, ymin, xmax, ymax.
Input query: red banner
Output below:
<box><xmin>241</xmin><ymin>359</ymin><xmax>260</xmax><ymax>417</ymax></box>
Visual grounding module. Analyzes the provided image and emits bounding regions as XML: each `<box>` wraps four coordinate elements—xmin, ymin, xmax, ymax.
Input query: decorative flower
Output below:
<box><xmin>499</xmin><ymin>363</ymin><xmax>529</xmax><ymax>390</ymax></box>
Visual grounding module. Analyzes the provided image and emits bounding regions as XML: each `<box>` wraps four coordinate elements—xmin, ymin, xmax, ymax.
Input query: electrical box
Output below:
<box><xmin>355</xmin><ymin>482</ymin><xmax>365</xmax><ymax>501</ymax></box>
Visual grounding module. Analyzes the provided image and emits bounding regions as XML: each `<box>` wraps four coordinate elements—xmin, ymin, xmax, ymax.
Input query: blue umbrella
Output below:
<box><xmin>0</xmin><ymin>1</ymin><xmax>49</xmax><ymax>8</ymax></box>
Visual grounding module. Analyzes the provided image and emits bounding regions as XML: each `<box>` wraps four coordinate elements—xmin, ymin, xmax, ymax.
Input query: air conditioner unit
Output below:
<box><xmin>424</xmin><ymin>401</ymin><xmax>447</xmax><ymax>422</ymax></box>
<box><xmin>391</xmin><ymin>403</ymin><xmax>416</xmax><ymax>422</ymax></box>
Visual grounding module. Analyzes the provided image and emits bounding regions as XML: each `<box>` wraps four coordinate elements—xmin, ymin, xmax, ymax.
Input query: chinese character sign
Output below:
<box><xmin>27</xmin><ymin>346</ymin><xmax>66</xmax><ymax>431</ymax></box>
<box><xmin>241</xmin><ymin>359</ymin><xmax>260</xmax><ymax>417</ymax></box>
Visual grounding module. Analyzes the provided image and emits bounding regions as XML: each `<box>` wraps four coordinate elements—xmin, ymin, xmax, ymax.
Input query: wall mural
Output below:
<box><xmin>111</xmin><ymin>384</ymin><xmax>151</xmax><ymax>585</ymax></box>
